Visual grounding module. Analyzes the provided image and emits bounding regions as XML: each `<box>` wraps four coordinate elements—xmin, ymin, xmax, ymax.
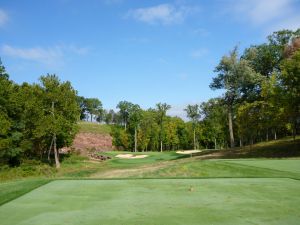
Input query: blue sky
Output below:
<box><xmin>1</xmin><ymin>0</ymin><xmax>300</xmax><ymax>118</ymax></box>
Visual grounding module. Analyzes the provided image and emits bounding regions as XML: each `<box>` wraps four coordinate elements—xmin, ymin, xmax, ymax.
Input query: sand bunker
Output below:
<box><xmin>115</xmin><ymin>154</ymin><xmax>149</xmax><ymax>159</ymax></box>
<box><xmin>176</xmin><ymin>150</ymin><xmax>202</xmax><ymax>154</ymax></box>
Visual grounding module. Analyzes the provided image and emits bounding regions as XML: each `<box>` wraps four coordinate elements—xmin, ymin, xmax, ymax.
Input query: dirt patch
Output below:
<box><xmin>115</xmin><ymin>154</ymin><xmax>149</xmax><ymax>159</ymax></box>
<box><xmin>73</xmin><ymin>132</ymin><xmax>113</xmax><ymax>153</ymax></box>
<box><xmin>176</xmin><ymin>150</ymin><xmax>202</xmax><ymax>154</ymax></box>
<box><xmin>60</xmin><ymin>132</ymin><xmax>113</xmax><ymax>156</ymax></box>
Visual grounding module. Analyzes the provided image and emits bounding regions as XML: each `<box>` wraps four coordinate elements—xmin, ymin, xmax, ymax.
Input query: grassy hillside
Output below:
<box><xmin>192</xmin><ymin>136</ymin><xmax>300</xmax><ymax>159</ymax></box>
<box><xmin>78</xmin><ymin>121</ymin><xmax>111</xmax><ymax>135</ymax></box>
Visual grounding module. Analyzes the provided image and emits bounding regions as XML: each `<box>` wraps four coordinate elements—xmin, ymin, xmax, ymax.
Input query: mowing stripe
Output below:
<box><xmin>54</xmin><ymin>177</ymin><xmax>297</xmax><ymax>181</ymax></box>
<box><xmin>220</xmin><ymin>161</ymin><xmax>300</xmax><ymax>178</ymax></box>
<box><xmin>0</xmin><ymin>179</ymin><xmax>53</xmax><ymax>206</ymax></box>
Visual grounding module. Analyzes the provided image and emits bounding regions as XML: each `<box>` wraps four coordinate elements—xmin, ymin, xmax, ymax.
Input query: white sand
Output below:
<box><xmin>176</xmin><ymin>150</ymin><xmax>202</xmax><ymax>154</ymax></box>
<box><xmin>115</xmin><ymin>154</ymin><xmax>149</xmax><ymax>159</ymax></box>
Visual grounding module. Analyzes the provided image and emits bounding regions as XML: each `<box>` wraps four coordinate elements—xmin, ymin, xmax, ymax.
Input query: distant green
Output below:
<box><xmin>102</xmin><ymin>151</ymin><xmax>187</xmax><ymax>168</ymax></box>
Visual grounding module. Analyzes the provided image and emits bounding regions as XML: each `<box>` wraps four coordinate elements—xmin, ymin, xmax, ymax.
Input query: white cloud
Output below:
<box><xmin>1</xmin><ymin>45</ymin><xmax>63</xmax><ymax>65</ymax></box>
<box><xmin>190</xmin><ymin>48</ymin><xmax>208</xmax><ymax>58</ymax></box>
<box><xmin>1</xmin><ymin>44</ymin><xmax>89</xmax><ymax>67</ymax></box>
<box><xmin>0</xmin><ymin>9</ymin><xmax>9</xmax><ymax>27</ymax></box>
<box><xmin>233</xmin><ymin>0</ymin><xmax>292</xmax><ymax>24</ymax></box>
<box><xmin>67</xmin><ymin>45</ymin><xmax>90</xmax><ymax>55</ymax></box>
<box><xmin>126</xmin><ymin>3</ymin><xmax>197</xmax><ymax>25</ymax></box>
<box><xmin>228</xmin><ymin>0</ymin><xmax>300</xmax><ymax>30</ymax></box>
<box><xmin>271</xmin><ymin>14</ymin><xmax>300</xmax><ymax>31</ymax></box>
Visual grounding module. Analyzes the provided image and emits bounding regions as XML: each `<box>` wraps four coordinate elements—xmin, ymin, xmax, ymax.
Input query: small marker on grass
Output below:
<box><xmin>189</xmin><ymin>186</ymin><xmax>195</xmax><ymax>192</ymax></box>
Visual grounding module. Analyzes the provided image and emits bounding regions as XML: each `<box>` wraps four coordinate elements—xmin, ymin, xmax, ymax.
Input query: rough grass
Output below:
<box><xmin>0</xmin><ymin>161</ymin><xmax>55</xmax><ymax>181</ymax></box>
<box><xmin>0</xmin><ymin>179</ymin><xmax>300</xmax><ymax>225</ymax></box>
<box><xmin>78</xmin><ymin>121</ymin><xmax>111</xmax><ymax>134</ymax></box>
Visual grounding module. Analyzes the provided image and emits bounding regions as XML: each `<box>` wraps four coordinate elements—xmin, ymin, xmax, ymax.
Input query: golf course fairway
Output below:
<box><xmin>0</xmin><ymin>178</ymin><xmax>299</xmax><ymax>225</ymax></box>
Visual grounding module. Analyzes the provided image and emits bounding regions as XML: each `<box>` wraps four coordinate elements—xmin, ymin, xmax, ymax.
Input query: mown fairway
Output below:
<box><xmin>1</xmin><ymin>158</ymin><xmax>300</xmax><ymax>225</ymax></box>
<box><xmin>0</xmin><ymin>178</ymin><xmax>300</xmax><ymax>225</ymax></box>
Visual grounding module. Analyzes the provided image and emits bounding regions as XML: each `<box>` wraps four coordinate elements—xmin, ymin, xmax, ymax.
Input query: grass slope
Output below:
<box><xmin>140</xmin><ymin>158</ymin><xmax>300</xmax><ymax>179</ymax></box>
<box><xmin>226</xmin><ymin>159</ymin><xmax>300</xmax><ymax>174</ymax></box>
<box><xmin>213</xmin><ymin>136</ymin><xmax>300</xmax><ymax>159</ymax></box>
<box><xmin>0</xmin><ymin>179</ymin><xmax>299</xmax><ymax>225</ymax></box>
<box><xmin>78</xmin><ymin>121</ymin><xmax>111</xmax><ymax>134</ymax></box>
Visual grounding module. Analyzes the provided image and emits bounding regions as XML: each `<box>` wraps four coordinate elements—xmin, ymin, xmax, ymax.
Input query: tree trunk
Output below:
<box><xmin>160</xmin><ymin>141</ymin><xmax>163</xmax><ymax>152</ymax></box>
<box><xmin>228</xmin><ymin>106</ymin><xmax>235</xmax><ymax>148</ymax></box>
<box><xmin>293</xmin><ymin>121</ymin><xmax>296</xmax><ymax>141</ymax></box>
<box><xmin>214</xmin><ymin>137</ymin><xmax>217</xmax><ymax>149</ymax></box>
<box><xmin>53</xmin><ymin>134</ymin><xmax>60</xmax><ymax>169</ymax></box>
<box><xmin>48</xmin><ymin>136</ymin><xmax>54</xmax><ymax>161</ymax></box>
<box><xmin>90</xmin><ymin>113</ymin><xmax>93</xmax><ymax>122</ymax></box>
<box><xmin>134</xmin><ymin>127</ymin><xmax>137</xmax><ymax>152</ymax></box>
<box><xmin>274</xmin><ymin>130</ymin><xmax>277</xmax><ymax>140</ymax></box>
<box><xmin>239</xmin><ymin>138</ymin><xmax>242</xmax><ymax>147</ymax></box>
<box><xmin>266</xmin><ymin>129</ymin><xmax>269</xmax><ymax>141</ymax></box>
<box><xmin>193</xmin><ymin>128</ymin><xmax>196</xmax><ymax>150</ymax></box>
<box><xmin>51</xmin><ymin>101</ymin><xmax>60</xmax><ymax>169</ymax></box>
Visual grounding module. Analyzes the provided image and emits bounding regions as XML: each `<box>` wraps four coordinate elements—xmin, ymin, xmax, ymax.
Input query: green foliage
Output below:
<box><xmin>0</xmin><ymin>161</ymin><xmax>55</xmax><ymax>181</ymax></box>
<box><xmin>111</xmin><ymin>106</ymin><xmax>197</xmax><ymax>151</ymax></box>
<box><xmin>37</xmin><ymin>74</ymin><xmax>80</xmax><ymax>149</ymax></box>
<box><xmin>117</xmin><ymin>101</ymin><xmax>133</xmax><ymax>129</ymax></box>
<box><xmin>84</xmin><ymin>98</ymin><xmax>102</xmax><ymax>122</ymax></box>
<box><xmin>207</xmin><ymin>29</ymin><xmax>300</xmax><ymax>147</ymax></box>
<box><xmin>280</xmin><ymin>49</ymin><xmax>300</xmax><ymax>137</ymax></box>
<box><xmin>111</xmin><ymin>126</ymin><xmax>131</xmax><ymax>150</ymax></box>
<box><xmin>200</xmin><ymin>98</ymin><xmax>227</xmax><ymax>149</ymax></box>
<box><xmin>0</xmin><ymin>63</ymin><xmax>80</xmax><ymax>166</ymax></box>
<box><xmin>237</xmin><ymin>101</ymin><xmax>267</xmax><ymax>143</ymax></box>
<box><xmin>185</xmin><ymin>104</ymin><xmax>200</xmax><ymax>122</ymax></box>
<box><xmin>128</xmin><ymin>104</ymin><xmax>142</xmax><ymax>129</ymax></box>
<box><xmin>210</xmin><ymin>47</ymin><xmax>261</xmax><ymax>102</ymax></box>
<box><xmin>77</xmin><ymin>96</ymin><xmax>88</xmax><ymax>120</ymax></box>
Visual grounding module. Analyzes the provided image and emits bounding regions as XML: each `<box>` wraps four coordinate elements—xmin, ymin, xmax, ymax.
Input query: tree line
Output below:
<box><xmin>87</xmin><ymin>29</ymin><xmax>300</xmax><ymax>151</ymax></box>
<box><xmin>0</xmin><ymin>29</ymin><xmax>299</xmax><ymax>167</ymax></box>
